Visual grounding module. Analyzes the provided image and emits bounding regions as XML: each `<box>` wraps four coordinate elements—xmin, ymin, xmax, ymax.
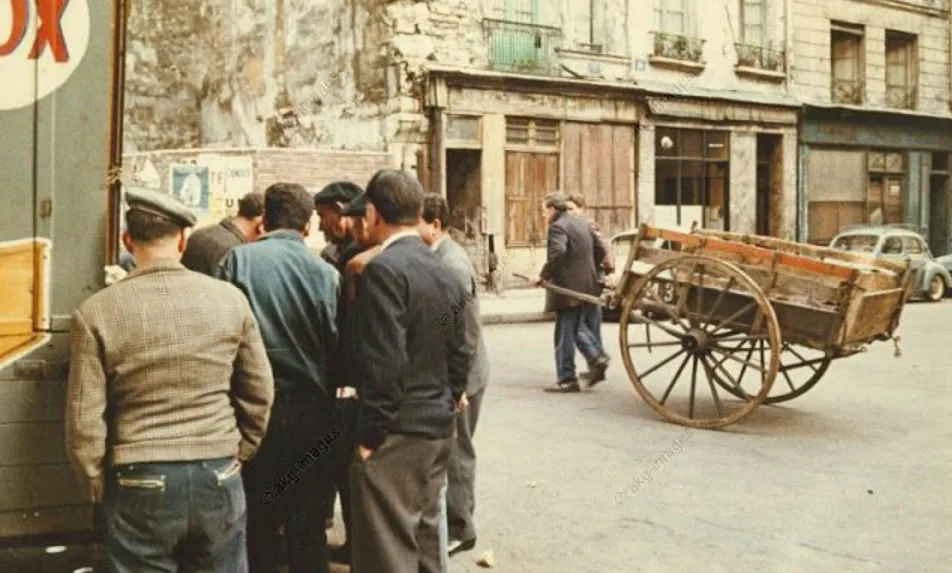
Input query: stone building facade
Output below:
<box><xmin>789</xmin><ymin>0</ymin><xmax>952</xmax><ymax>254</ymax></box>
<box><xmin>122</xmin><ymin>1</ymin><xmax>952</xmax><ymax>281</ymax></box>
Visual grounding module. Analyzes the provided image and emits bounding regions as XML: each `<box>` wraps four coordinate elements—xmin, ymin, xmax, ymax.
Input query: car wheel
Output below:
<box><xmin>927</xmin><ymin>275</ymin><xmax>945</xmax><ymax>302</ymax></box>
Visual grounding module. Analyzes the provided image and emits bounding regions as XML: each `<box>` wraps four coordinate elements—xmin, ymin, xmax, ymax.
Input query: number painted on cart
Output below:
<box><xmin>0</xmin><ymin>0</ymin><xmax>89</xmax><ymax>110</ymax></box>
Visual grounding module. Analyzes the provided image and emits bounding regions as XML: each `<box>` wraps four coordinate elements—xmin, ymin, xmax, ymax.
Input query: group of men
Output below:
<box><xmin>65</xmin><ymin>168</ymin><xmax>488</xmax><ymax>573</ymax></box>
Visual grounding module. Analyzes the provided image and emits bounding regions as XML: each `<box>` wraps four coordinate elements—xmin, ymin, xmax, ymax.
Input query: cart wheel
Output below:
<box><xmin>710</xmin><ymin>340</ymin><xmax>832</xmax><ymax>404</ymax></box>
<box><xmin>619</xmin><ymin>255</ymin><xmax>781</xmax><ymax>429</ymax></box>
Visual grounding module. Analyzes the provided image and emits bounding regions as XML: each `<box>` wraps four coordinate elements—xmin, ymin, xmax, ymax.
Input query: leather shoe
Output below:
<box><xmin>448</xmin><ymin>537</ymin><xmax>477</xmax><ymax>556</ymax></box>
<box><xmin>544</xmin><ymin>380</ymin><xmax>580</xmax><ymax>393</ymax></box>
<box><xmin>581</xmin><ymin>355</ymin><xmax>610</xmax><ymax>387</ymax></box>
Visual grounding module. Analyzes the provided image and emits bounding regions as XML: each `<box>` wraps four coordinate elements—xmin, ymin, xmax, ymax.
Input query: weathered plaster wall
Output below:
<box><xmin>124</xmin><ymin>0</ymin><xmax>392</xmax><ymax>153</ymax></box>
<box><xmin>730</xmin><ymin>132</ymin><xmax>758</xmax><ymax>233</ymax></box>
<box><xmin>791</xmin><ymin>0</ymin><xmax>951</xmax><ymax>111</ymax></box>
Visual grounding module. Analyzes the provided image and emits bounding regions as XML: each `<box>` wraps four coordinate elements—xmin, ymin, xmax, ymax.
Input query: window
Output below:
<box><xmin>867</xmin><ymin>150</ymin><xmax>906</xmax><ymax>225</ymax></box>
<box><xmin>446</xmin><ymin>116</ymin><xmax>480</xmax><ymax>142</ymax></box>
<box><xmin>902</xmin><ymin>236</ymin><xmax>924</xmax><ymax>255</ymax></box>
<box><xmin>885</xmin><ymin>31</ymin><xmax>917</xmax><ymax>109</ymax></box>
<box><xmin>881</xmin><ymin>237</ymin><xmax>903</xmax><ymax>255</ymax></box>
<box><xmin>653</xmin><ymin>0</ymin><xmax>693</xmax><ymax>36</ymax></box>
<box><xmin>830</xmin><ymin>22</ymin><xmax>864</xmax><ymax>104</ymax></box>
<box><xmin>741</xmin><ymin>0</ymin><xmax>765</xmax><ymax>46</ymax></box>
<box><xmin>506</xmin><ymin>117</ymin><xmax>559</xmax><ymax>147</ymax></box>
<box><xmin>486</xmin><ymin>0</ymin><xmax>563</xmax><ymax>75</ymax></box>
<box><xmin>655</xmin><ymin>127</ymin><xmax>730</xmax><ymax>230</ymax></box>
<box><xmin>572</xmin><ymin>0</ymin><xmax>607</xmax><ymax>52</ymax></box>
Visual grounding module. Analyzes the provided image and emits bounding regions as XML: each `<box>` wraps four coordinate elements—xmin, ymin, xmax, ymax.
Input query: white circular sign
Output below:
<box><xmin>0</xmin><ymin>0</ymin><xmax>90</xmax><ymax>111</ymax></box>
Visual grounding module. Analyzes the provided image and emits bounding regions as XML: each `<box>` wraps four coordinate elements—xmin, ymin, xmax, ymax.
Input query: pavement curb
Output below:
<box><xmin>481</xmin><ymin>312</ymin><xmax>554</xmax><ymax>325</ymax></box>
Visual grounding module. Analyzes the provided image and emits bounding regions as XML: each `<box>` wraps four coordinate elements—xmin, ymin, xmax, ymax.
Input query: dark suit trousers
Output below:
<box><xmin>446</xmin><ymin>389</ymin><xmax>484</xmax><ymax>542</ymax></box>
<box><xmin>350</xmin><ymin>434</ymin><xmax>452</xmax><ymax>573</ymax></box>
<box><xmin>243</xmin><ymin>392</ymin><xmax>335</xmax><ymax>573</ymax></box>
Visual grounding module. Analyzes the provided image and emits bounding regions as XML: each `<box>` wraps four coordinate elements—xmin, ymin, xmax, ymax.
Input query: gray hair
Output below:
<box><xmin>542</xmin><ymin>192</ymin><xmax>567</xmax><ymax>212</ymax></box>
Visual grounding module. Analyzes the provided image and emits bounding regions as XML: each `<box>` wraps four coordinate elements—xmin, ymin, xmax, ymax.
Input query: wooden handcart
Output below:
<box><xmin>535</xmin><ymin>224</ymin><xmax>915</xmax><ymax>429</ymax></box>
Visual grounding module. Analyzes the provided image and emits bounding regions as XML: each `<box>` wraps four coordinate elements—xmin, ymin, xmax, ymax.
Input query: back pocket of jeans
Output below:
<box><xmin>113</xmin><ymin>471</ymin><xmax>166</xmax><ymax>519</ymax></box>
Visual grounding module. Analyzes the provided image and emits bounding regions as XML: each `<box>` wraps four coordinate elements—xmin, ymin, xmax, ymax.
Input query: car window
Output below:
<box><xmin>831</xmin><ymin>234</ymin><xmax>878</xmax><ymax>252</ymax></box>
<box><xmin>902</xmin><ymin>236</ymin><xmax>924</xmax><ymax>255</ymax></box>
<box><xmin>881</xmin><ymin>237</ymin><xmax>904</xmax><ymax>255</ymax></box>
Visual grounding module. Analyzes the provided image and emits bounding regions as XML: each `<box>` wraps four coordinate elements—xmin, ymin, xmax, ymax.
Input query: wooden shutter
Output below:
<box><xmin>562</xmin><ymin>122</ymin><xmax>635</xmax><ymax>236</ymax></box>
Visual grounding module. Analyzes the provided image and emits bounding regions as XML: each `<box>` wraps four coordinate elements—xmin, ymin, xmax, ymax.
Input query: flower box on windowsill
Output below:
<box><xmin>647</xmin><ymin>55</ymin><xmax>705</xmax><ymax>74</ymax></box>
<box><xmin>735</xmin><ymin>65</ymin><xmax>786</xmax><ymax>82</ymax></box>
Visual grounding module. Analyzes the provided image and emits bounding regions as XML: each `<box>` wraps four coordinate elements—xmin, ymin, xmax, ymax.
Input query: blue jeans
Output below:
<box><xmin>102</xmin><ymin>457</ymin><xmax>247</xmax><ymax>573</ymax></box>
<box><xmin>555</xmin><ymin>304</ymin><xmax>605</xmax><ymax>383</ymax></box>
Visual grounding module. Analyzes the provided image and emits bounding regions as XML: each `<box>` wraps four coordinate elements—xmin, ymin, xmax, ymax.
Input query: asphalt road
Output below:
<box><xmin>4</xmin><ymin>300</ymin><xmax>950</xmax><ymax>573</ymax></box>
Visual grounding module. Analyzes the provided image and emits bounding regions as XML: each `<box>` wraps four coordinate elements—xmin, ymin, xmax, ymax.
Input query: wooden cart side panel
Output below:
<box><xmin>840</xmin><ymin>288</ymin><xmax>908</xmax><ymax>345</ymax></box>
<box><xmin>639</xmin><ymin>225</ymin><xmax>859</xmax><ymax>281</ymax></box>
<box><xmin>694</xmin><ymin>228</ymin><xmax>905</xmax><ymax>273</ymax></box>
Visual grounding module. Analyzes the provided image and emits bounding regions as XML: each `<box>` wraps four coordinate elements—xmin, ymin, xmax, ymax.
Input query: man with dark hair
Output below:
<box><xmin>181</xmin><ymin>191</ymin><xmax>265</xmax><ymax>276</ymax></box>
<box><xmin>531</xmin><ymin>191</ymin><xmax>610</xmax><ymax>393</ymax></box>
<box><xmin>218</xmin><ymin>182</ymin><xmax>341</xmax><ymax>573</ymax></box>
<box><xmin>66</xmin><ymin>188</ymin><xmax>274</xmax><ymax>573</ymax></box>
<box><xmin>349</xmin><ymin>169</ymin><xmax>473</xmax><ymax>573</ymax></box>
<box><xmin>566</xmin><ymin>193</ymin><xmax>615</xmax><ymax>350</ymax></box>
<box><xmin>314</xmin><ymin>181</ymin><xmax>363</xmax><ymax>270</ymax></box>
<box><xmin>418</xmin><ymin>192</ymin><xmax>489</xmax><ymax>558</ymax></box>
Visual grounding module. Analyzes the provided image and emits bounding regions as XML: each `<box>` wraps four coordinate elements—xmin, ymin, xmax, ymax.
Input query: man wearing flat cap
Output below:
<box><xmin>314</xmin><ymin>181</ymin><xmax>364</xmax><ymax>272</ymax></box>
<box><xmin>66</xmin><ymin>187</ymin><xmax>274</xmax><ymax>572</ymax></box>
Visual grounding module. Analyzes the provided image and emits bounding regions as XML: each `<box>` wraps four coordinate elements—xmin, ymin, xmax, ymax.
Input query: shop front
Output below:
<box><xmin>635</xmin><ymin>92</ymin><xmax>801</xmax><ymax>240</ymax></box>
<box><xmin>799</xmin><ymin>105</ymin><xmax>952</xmax><ymax>254</ymax></box>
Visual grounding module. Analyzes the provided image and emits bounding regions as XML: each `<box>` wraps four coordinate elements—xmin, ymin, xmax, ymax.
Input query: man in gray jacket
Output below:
<box><xmin>418</xmin><ymin>192</ymin><xmax>490</xmax><ymax>557</ymax></box>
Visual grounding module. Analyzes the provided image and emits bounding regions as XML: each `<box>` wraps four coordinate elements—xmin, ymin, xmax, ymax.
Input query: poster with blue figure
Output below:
<box><xmin>169</xmin><ymin>165</ymin><xmax>210</xmax><ymax>213</ymax></box>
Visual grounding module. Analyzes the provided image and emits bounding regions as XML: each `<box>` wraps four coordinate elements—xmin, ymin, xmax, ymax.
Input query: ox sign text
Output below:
<box><xmin>1</xmin><ymin>0</ymin><xmax>90</xmax><ymax>111</ymax></box>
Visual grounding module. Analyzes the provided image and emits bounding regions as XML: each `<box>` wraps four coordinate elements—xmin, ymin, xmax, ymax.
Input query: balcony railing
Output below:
<box><xmin>734</xmin><ymin>43</ymin><xmax>785</xmax><ymax>73</ymax></box>
<box><xmin>651</xmin><ymin>32</ymin><xmax>704</xmax><ymax>63</ymax></box>
<box><xmin>886</xmin><ymin>85</ymin><xmax>916</xmax><ymax>109</ymax></box>
<box><xmin>483</xmin><ymin>18</ymin><xmax>563</xmax><ymax>76</ymax></box>
<box><xmin>832</xmin><ymin>78</ymin><xmax>864</xmax><ymax>105</ymax></box>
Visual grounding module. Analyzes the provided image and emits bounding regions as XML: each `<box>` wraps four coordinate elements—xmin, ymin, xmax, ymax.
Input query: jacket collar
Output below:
<box><xmin>126</xmin><ymin>258</ymin><xmax>186</xmax><ymax>279</ymax></box>
<box><xmin>220</xmin><ymin>217</ymin><xmax>247</xmax><ymax>243</ymax></box>
<box><xmin>259</xmin><ymin>229</ymin><xmax>306</xmax><ymax>244</ymax></box>
<box><xmin>381</xmin><ymin>230</ymin><xmax>421</xmax><ymax>251</ymax></box>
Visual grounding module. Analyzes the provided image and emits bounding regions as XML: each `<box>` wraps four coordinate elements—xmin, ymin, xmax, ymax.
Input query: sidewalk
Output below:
<box><xmin>479</xmin><ymin>287</ymin><xmax>552</xmax><ymax>325</ymax></box>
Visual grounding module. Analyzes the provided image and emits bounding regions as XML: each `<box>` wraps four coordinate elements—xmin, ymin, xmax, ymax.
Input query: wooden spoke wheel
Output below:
<box><xmin>709</xmin><ymin>339</ymin><xmax>833</xmax><ymax>404</ymax></box>
<box><xmin>619</xmin><ymin>255</ymin><xmax>781</xmax><ymax>429</ymax></box>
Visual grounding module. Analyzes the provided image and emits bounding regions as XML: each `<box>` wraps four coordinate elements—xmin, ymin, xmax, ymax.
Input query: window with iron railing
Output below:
<box><xmin>485</xmin><ymin>0</ymin><xmax>562</xmax><ymax>75</ymax></box>
<box><xmin>734</xmin><ymin>0</ymin><xmax>785</xmax><ymax>73</ymax></box>
<box><xmin>885</xmin><ymin>30</ymin><xmax>917</xmax><ymax>110</ymax></box>
<box><xmin>831</xmin><ymin>22</ymin><xmax>865</xmax><ymax>104</ymax></box>
<box><xmin>651</xmin><ymin>0</ymin><xmax>703</xmax><ymax>63</ymax></box>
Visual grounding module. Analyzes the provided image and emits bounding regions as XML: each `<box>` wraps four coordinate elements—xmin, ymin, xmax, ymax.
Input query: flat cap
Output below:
<box><xmin>125</xmin><ymin>186</ymin><xmax>197</xmax><ymax>228</ymax></box>
<box><xmin>314</xmin><ymin>181</ymin><xmax>363</xmax><ymax>205</ymax></box>
<box><xmin>340</xmin><ymin>192</ymin><xmax>369</xmax><ymax>217</ymax></box>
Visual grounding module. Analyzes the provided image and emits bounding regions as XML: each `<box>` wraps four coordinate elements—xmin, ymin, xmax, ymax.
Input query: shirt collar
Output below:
<box><xmin>381</xmin><ymin>229</ymin><xmax>420</xmax><ymax>251</ymax></box>
<box><xmin>430</xmin><ymin>234</ymin><xmax>448</xmax><ymax>252</ymax></box>
<box><xmin>259</xmin><ymin>229</ymin><xmax>306</xmax><ymax>244</ymax></box>
<box><xmin>126</xmin><ymin>258</ymin><xmax>186</xmax><ymax>279</ymax></box>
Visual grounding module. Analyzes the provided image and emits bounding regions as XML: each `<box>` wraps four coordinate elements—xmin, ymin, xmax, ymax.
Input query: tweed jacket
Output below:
<box><xmin>434</xmin><ymin>237</ymin><xmax>490</xmax><ymax>396</ymax></box>
<box><xmin>65</xmin><ymin>259</ymin><xmax>274</xmax><ymax>502</ymax></box>
<box><xmin>539</xmin><ymin>211</ymin><xmax>606</xmax><ymax>312</ymax></box>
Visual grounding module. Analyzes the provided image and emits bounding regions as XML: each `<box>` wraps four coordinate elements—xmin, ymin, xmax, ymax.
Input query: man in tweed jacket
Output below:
<box><xmin>66</xmin><ymin>188</ymin><xmax>274</xmax><ymax>573</ymax></box>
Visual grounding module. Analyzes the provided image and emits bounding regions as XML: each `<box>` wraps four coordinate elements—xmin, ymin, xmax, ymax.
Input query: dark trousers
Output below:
<box><xmin>102</xmin><ymin>457</ymin><xmax>247</xmax><ymax>573</ymax></box>
<box><xmin>243</xmin><ymin>391</ymin><xmax>336</xmax><ymax>573</ymax></box>
<box><xmin>446</xmin><ymin>388</ymin><xmax>485</xmax><ymax>542</ymax></box>
<box><xmin>555</xmin><ymin>303</ymin><xmax>605</xmax><ymax>383</ymax></box>
<box><xmin>327</xmin><ymin>396</ymin><xmax>358</xmax><ymax>548</ymax></box>
<box><xmin>350</xmin><ymin>434</ymin><xmax>452</xmax><ymax>573</ymax></box>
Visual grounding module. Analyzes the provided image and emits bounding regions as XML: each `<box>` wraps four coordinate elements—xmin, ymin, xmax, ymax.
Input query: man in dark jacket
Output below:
<box><xmin>531</xmin><ymin>192</ymin><xmax>610</xmax><ymax>393</ymax></box>
<box><xmin>418</xmin><ymin>192</ymin><xmax>489</xmax><ymax>557</ymax></box>
<box><xmin>566</xmin><ymin>193</ymin><xmax>614</xmax><ymax>349</ymax></box>
<box><xmin>218</xmin><ymin>182</ymin><xmax>340</xmax><ymax>573</ymax></box>
<box><xmin>349</xmin><ymin>169</ymin><xmax>473</xmax><ymax>573</ymax></box>
<box><xmin>181</xmin><ymin>191</ymin><xmax>265</xmax><ymax>276</ymax></box>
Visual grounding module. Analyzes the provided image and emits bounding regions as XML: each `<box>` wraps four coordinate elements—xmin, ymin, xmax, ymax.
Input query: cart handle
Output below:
<box><xmin>513</xmin><ymin>273</ymin><xmax>607</xmax><ymax>307</ymax></box>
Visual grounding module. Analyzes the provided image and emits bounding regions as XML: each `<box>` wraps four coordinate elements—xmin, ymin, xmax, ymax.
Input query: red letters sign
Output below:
<box><xmin>1</xmin><ymin>0</ymin><xmax>71</xmax><ymax>62</ymax></box>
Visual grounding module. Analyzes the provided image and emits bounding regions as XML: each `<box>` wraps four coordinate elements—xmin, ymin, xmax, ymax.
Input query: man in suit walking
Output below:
<box><xmin>349</xmin><ymin>170</ymin><xmax>473</xmax><ymax>573</ymax></box>
<box><xmin>218</xmin><ymin>182</ymin><xmax>341</xmax><ymax>573</ymax></box>
<box><xmin>418</xmin><ymin>192</ymin><xmax>489</xmax><ymax>557</ymax></box>
<box><xmin>566</xmin><ymin>193</ymin><xmax>615</xmax><ymax>349</ymax></box>
<box><xmin>531</xmin><ymin>192</ymin><xmax>610</xmax><ymax>393</ymax></box>
<box><xmin>181</xmin><ymin>191</ymin><xmax>265</xmax><ymax>276</ymax></box>
<box><xmin>66</xmin><ymin>188</ymin><xmax>274</xmax><ymax>572</ymax></box>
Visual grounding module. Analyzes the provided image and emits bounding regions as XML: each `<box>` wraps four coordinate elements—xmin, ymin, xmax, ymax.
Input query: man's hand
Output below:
<box><xmin>530</xmin><ymin>276</ymin><xmax>543</xmax><ymax>287</ymax></box>
<box><xmin>357</xmin><ymin>445</ymin><xmax>374</xmax><ymax>461</ymax></box>
<box><xmin>456</xmin><ymin>393</ymin><xmax>469</xmax><ymax>414</ymax></box>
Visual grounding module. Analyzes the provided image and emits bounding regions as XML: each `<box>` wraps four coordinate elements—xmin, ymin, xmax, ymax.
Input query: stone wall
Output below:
<box><xmin>791</xmin><ymin>0</ymin><xmax>951</xmax><ymax>112</ymax></box>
